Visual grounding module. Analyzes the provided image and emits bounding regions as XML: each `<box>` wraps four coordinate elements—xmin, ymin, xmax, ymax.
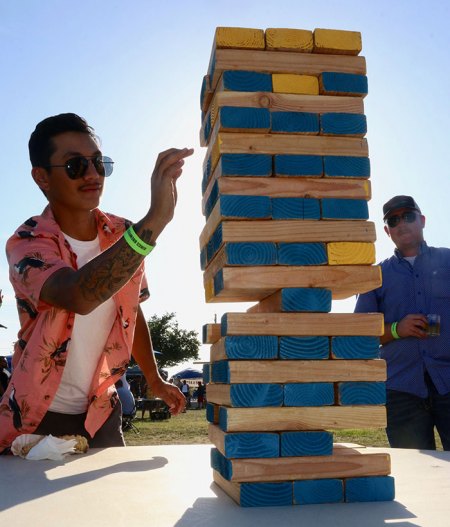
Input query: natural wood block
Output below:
<box><xmin>320</xmin><ymin>72</ymin><xmax>368</xmax><ymax>97</ymax></box>
<box><xmin>279</xmin><ymin>336</ymin><xmax>330</xmax><ymax>359</ymax></box>
<box><xmin>211</xmin><ymin>445</ymin><xmax>390</xmax><ymax>481</ymax></box>
<box><xmin>272</xmin><ymin>74</ymin><xmax>319</xmax><ymax>95</ymax></box>
<box><xmin>218</xmin><ymin>106</ymin><xmax>271</xmax><ymax>133</ymax></box>
<box><xmin>294</xmin><ymin>479</ymin><xmax>344</xmax><ymax>504</ymax></box>
<box><xmin>274</xmin><ymin>154</ymin><xmax>323</xmax><ymax>176</ymax></box>
<box><xmin>271</xmin><ymin>197</ymin><xmax>321</xmax><ymax>219</ymax></box>
<box><xmin>313</xmin><ymin>28</ymin><xmax>362</xmax><ymax>56</ymax></box>
<box><xmin>323</xmin><ymin>155</ymin><xmax>370</xmax><ymax>177</ymax></box>
<box><xmin>200</xmin><ymin>74</ymin><xmax>214</xmax><ymax>112</ymax></box>
<box><xmin>205</xmin><ymin>264</ymin><xmax>382</xmax><ymax>302</ymax></box>
<box><xmin>331</xmin><ymin>336</ymin><xmax>380</xmax><ymax>359</ymax></box>
<box><xmin>284</xmin><ymin>383</ymin><xmax>335</xmax><ymax>406</ymax></box>
<box><xmin>271</xmin><ymin>111</ymin><xmax>319</xmax><ymax>134</ymax></box>
<box><xmin>221</xmin><ymin>312</ymin><xmax>384</xmax><ymax>337</ymax></box>
<box><xmin>337</xmin><ymin>382</ymin><xmax>386</xmax><ymax>405</ymax></box>
<box><xmin>321</xmin><ymin>198</ymin><xmax>369</xmax><ymax>220</ymax></box>
<box><xmin>202</xmin><ymin>323</ymin><xmax>222</xmax><ymax>344</ymax></box>
<box><xmin>214</xmin><ymin>27</ymin><xmax>266</xmax><ymax>49</ymax></box>
<box><xmin>320</xmin><ymin>113</ymin><xmax>367</xmax><ymax>137</ymax></box>
<box><xmin>210</xmin><ymin>336</ymin><xmax>279</xmax><ymax>361</ymax></box>
<box><xmin>209</xmin><ymin>424</ymin><xmax>280</xmax><ymax>458</ymax></box>
<box><xmin>345</xmin><ymin>476</ymin><xmax>395</xmax><ymax>502</ymax></box>
<box><xmin>210</xmin><ymin>358</ymin><xmax>386</xmax><ymax>384</ymax></box>
<box><xmin>265</xmin><ymin>28</ymin><xmax>314</xmax><ymax>52</ymax></box>
<box><xmin>281</xmin><ymin>431</ymin><xmax>333</xmax><ymax>457</ymax></box>
<box><xmin>206</xmin><ymin>383</ymin><xmax>283</xmax><ymax>407</ymax></box>
<box><xmin>246</xmin><ymin>288</ymin><xmax>332</xmax><ymax>313</ymax></box>
<box><xmin>219</xmin><ymin>406</ymin><xmax>387</xmax><ymax>432</ymax></box>
<box><xmin>327</xmin><ymin>242</ymin><xmax>375</xmax><ymax>265</ymax></box>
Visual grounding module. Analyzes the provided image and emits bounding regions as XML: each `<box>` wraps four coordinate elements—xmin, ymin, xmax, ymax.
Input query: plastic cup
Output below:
<box><xmin>426</xmin><ymin>314</ymin><xmax>440</xmax><ymax>337</ymax></box>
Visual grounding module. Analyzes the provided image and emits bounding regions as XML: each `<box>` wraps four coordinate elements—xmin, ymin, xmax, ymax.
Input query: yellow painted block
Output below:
<box><xmin>327</xmin><ymin>242</ymin><xmax>375</xmax><ymax>265</ymax></box>
<box><xmin>313</xmin><ymin>28</ymin><xmax>362</xmax><ymax>55</ymax></box>
<box><xmin>272</xmin><ymin>74</ymin><xmax>319</xmax><ymax>95</ymax></box>
<box><xmin>215</xmin><ymin>27</ymin><xmax>265</xmax><ymax>49</ymax></box>
<box><xmin>265</xmin><ymin>28</ymin><xmax>313</xmax><ymax>52</ymax></box>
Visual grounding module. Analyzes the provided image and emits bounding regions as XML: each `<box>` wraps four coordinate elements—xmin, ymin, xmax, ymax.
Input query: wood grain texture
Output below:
<box><xmin>327</xmin><ymin>242</ymin><xmax>375</xmax><ymax>265</ymax></box>
<box><xmin>214</xmin><ymin>27</ymin><xmax>266</xmax><ymax>49</ymax></box>
<box><xmin>210</xmin><ymin>336</ymin><xmax>279</xmax><ymax>361</ymax></box>
<box><xmin>209</xmin><ymin>424</ymin><xmax>280</xmax><ymax>458</ymax></box>
<box><xmin>313</xmin><ymin>28</ymin><xmax>362</xmax><ymax>55</ymax></box>
<box><xmin>272</xmin><ymin>74</ymin><xmax>319</xmax><ymax>95</ymax></box>
<box><xmin>265</xmin><ymin>28</ymin><xmax>314</xmax><ymax>52</ymax></box>
<box><xmin>246</xmin><ymin>287</ymin><xmax>332</xmax><ymax>313</ymax></box>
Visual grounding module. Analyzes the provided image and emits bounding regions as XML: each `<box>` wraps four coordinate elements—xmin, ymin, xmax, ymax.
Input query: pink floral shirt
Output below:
<box><xmin>0</xmin><ymin>206</ymin><xmax>149</xmax><ymax>451</ymax></box>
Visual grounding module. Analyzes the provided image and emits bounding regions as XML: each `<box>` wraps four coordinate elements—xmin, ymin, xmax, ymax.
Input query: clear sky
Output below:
<box><xmin>1</xmin><ymin>0</ymin><xmax>449</xmax><ymax>374</ymax></box>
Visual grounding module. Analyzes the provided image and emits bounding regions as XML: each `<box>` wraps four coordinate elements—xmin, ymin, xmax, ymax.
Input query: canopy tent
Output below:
<box><xmin>173</xmin><ymin>368</ymin><xmax>203</xmax><ymax>380</ymax></box>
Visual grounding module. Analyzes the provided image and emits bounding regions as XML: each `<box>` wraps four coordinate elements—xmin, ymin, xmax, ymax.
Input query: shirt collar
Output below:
<box><xmin>394</xmin><ymin>241</ymin><xmax>429</xmax><ymax>260</ymax></box>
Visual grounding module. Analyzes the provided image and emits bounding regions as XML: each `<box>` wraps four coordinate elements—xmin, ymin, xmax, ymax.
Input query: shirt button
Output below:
<box><xmin>44</xmin><ymin>395</ymin><xmax>50</xmax><ymax>400</ymax></box>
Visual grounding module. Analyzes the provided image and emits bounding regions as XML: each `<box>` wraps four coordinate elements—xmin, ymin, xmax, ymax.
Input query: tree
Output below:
<box><xmin>146</xmin><ymin>312</ymin><xmax>200</xmax><ymax>368</ymax></box>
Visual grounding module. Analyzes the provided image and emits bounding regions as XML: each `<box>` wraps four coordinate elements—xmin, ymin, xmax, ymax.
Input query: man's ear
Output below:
<box><xmin>31</xmin><ymin>167</ymin><xmax>50</xmax><ymax>193</ymax></box>
<box><xmin>384</xmin><ymin>225</ymin><xmax>391</xmax><ymax>238</ymax></box>
<box><xmin>420</xmin><ymin>215</ymin><xmax>426</xmax><ymax>229</ymax></box>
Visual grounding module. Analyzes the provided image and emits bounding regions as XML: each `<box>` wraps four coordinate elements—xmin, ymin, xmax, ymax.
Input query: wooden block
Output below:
<box><xmin>247</xmin><ymin>288</ymin><xmax>332</xmax><ymax>313</ymax></box>
<box><xmin>223</xmin><ymin>242</ymin><xmax>279</xmax><ymax>266</ymax></box>
<box><xmin>206</xmin><ymin>264</ymin><xmax>382</xmax><ymax>302</ymax></box>
<box><xmin>323</xmin><ymin>155</ymin><xmax>370</xmax><ymax>178</ymax></box>
<box><xmin>278</xmin><ymin>242</ymin><xmax>328</xmax><ymax>265</ymax></box>
<box><xmin>313</xmin><ymin>28</ymin><xmax>362</xmax><ymax>56</ymax></box>
<box><xmin>213</xmin><ymin>470</ymin><xmax>242</xmax><ymax>505</ymax></box>
<box><xmin>331</xmin><ymin>336</ymin><xmax>380</xmax><ymax>359</ymax></box>
<box><xmin>211</xmin><ymin>358</ymin><xmax>386</xmax><ymax>384</ymax></box>
<box><xmin>265</xmin><ymin>28</ymin><xmax>313</xmax><ymax>52</ymax></box>
<box><xmin>281</xmin><ymin>431</ymin><xmax>333</xmax><ymax>457</ymax></box>
<box><xmin>206</xmin><ymin>402</ymin><xmax>220</xmax><ymax>423</ymax></box>
<box><xmin>207</xmin><ymin>383</ymin><xmax>283</xmax><ymax>407</ymax></box>
<box><xmin>218</xmin><ymin>106</ymin><xmax>271</xmax><ymax>133</ymax></box>
<box><xmin>212</xmin><ymin>445</ymin><xmax>391</xmax><ymax>481</ymax></box>
<box><xmin>202</xmin><ymin>323</ymin><xmax>222</xmax><ymax>344</ymax></box>
<box><xmin>293</xmin><ymin>478</ymin><xmax>344</xmax><ymax>504</ymax></box>
<box><xmin>209</xmin><ymin>424</ymin><xmax>280</xmax><ymax>458</ymax></box>
<box><xmin>271</xmin><ymin>111</ymin><xmax>319</xmax><ymax>134</ymax></box>
<box><xmin>337</xmin><ymin>382</ymin><xmax>386</xmax><ymax>405</ymax></box>
<box><xmin>345</xmin><ymin>476</ymin><xmax>395</xmax><ymax>502</ymax></box>
<box><xmin>209</xmin><ymin>49</ymin><xmax>366</xmax><ymax>92</ymax></box>
<box><xmin>214</xmin><ymin>27</ymin><xmax>266</xmax><ymax>49</ymax></box>
<box><xmin>327</xmin><ymin>242</ymin><xmax>375</xmax><ymax>265</ymax></box>
<box><xmin>200</xmin><ymin>74</ymin><xmax>214</xmax><ymax>111</ymax></box>
<box><xmin>320</xmin><ymin>113</ymin><xmax>367</xmax><ymax>137</ymax></box>
<box><xmin>203</xmin><ymin>363</ymin><xmax>211</xmax><ymax>384</ymax></box>
<box><xmin>274</xmin><ymin>154</ymin><xmax>323</xmax><ymax>176</ymax></box>
<box><xmin>284</xmin><ymin>383</ymin><xmax>335</xmax><ymax>406</ymax></box>
<box><xmin>219</xmin><ymin>405</ymin><xmax>387</xmax><ymax>433</ymax></box>
<box><xmin>205</xmin><ymin>194</ymin><xmax>272</xmax><ymax>222</ymax></box>
<box><xmin>320</xmin><ymin>72</ymin><xmax>368</xmax><ymax>97</ymax></box>
<box><xmin>272</xmin><ymin>197</ymin><xmax>321</xmax><ymax>219</ymax></box>
<box><xmin>221</xmin><ymin>312</ymin><xmax>384</xmax><ymax>337</ymax></box>
<box><xmin>210</xmin><ymin>336</ymin><xmax>279</xmax><ymax>361</ymax></box>
<box><xmin>221</xmin><ymin>70</ymin><xmax>273</xmax><ymax>92</ymax></box>
<box><xmin>321</xmin><ymin>198</ymin><xmax>369</xmax><ymax>220</ymax></box>
<box><xmin>279</xmin><ymin>336</ymin><xmax>330</xmax><ymax>359</ymax></box>
<box><xmin>272</xmin><ymin>74</ymin><xmax>319</xmax><ymax>95</ymax></box>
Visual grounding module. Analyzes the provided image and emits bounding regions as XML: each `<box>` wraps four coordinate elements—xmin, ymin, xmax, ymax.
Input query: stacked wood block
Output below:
<box><xmin>199</xmin><ymin>26</ymin><xmax>394</xmax><ymax>507</ymax></box>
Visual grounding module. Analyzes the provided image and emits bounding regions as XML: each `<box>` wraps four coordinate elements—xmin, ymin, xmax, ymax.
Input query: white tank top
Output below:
<box><xmin>49</xmin><ymin>234</ymin><xmax>117</xmax><ymax>414</ymax></box>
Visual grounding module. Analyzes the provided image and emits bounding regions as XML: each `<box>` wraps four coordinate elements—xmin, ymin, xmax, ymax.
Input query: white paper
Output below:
<box><xmin>11</xmin><ymin>434</ymin><xmax>78</xmax><ymax>461</ymax></box>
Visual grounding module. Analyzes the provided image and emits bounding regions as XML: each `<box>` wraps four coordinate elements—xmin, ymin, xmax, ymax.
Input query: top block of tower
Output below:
<box><xmin>313</xmin><ymin>28</ymin><xmax>362</xmax><ymax>55</ymax></box>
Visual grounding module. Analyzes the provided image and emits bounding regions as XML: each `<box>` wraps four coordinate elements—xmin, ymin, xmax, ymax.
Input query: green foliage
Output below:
<box><xmin>147</xmin><ymin>312</ymin><xmax>200</xmax><ymax>368</ymax></box>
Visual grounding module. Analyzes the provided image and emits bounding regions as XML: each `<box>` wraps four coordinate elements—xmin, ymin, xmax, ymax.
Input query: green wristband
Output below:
<box><xmin>391</xmin><ymin>321</ymin><xmax>400</xmax><ymax>340</ymax></box>
<box><xmin>123</xmin><ymin>226</ymin><xmax>154</xmax><ymax>256</ymax></box>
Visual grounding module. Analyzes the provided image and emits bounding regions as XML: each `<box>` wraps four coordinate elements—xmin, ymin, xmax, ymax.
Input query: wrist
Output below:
<box><xmin>391</xmin><ymin>321</ymin><xmax>401</xmax><ymax>340</ymax></box>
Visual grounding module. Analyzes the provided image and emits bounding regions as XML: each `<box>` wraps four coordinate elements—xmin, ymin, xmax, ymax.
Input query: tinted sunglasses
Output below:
<box><xmin>45</xmin><ymin>155</ymin><xmax>114</xmax><ymax>180</ymax></box>
<box><xmin>385</xmin><ymin>210</ymin><xmax>417</xmax><ymax>228</ymax></box>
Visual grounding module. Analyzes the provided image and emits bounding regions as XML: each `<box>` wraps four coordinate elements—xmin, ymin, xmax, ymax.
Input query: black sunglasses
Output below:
<box><xmin>44</xmin><ymin>155</ymin><xmax>114</xmax><ymax>180</ymax></box>
<box><xmin>385</xmin><ymin>210</ymin><xmax>417</xmax><ymax>228</ymax></box>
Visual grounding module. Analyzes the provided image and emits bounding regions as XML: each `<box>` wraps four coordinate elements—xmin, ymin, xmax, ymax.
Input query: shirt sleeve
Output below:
<box><xmin>354</xmin><ymin>289</ymin><xmax>379</xmax><ymax>313</ymax></box>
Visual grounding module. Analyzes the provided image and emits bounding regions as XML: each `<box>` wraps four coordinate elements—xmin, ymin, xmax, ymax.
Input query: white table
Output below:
<box><xmin>1</xmin><ymin>444</ymin><xmax>449</xmax><ymax>526</ymax></box>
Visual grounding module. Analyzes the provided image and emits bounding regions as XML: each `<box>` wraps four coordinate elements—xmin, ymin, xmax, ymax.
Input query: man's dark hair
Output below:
<box><xmin>28</xmin><ymin>113</ymin><xmax>97</xmax><ymax>168</ymax></box>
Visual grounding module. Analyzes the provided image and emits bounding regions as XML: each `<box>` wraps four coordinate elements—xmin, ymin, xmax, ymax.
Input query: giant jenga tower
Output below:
<box><xmin>199</xmin><ymin>27</ymin><xmax>394</xmax><ymax>507</ymax></box>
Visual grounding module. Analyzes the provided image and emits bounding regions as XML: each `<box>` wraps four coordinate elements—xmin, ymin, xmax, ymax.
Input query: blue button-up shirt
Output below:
<box><xmin>355</xmin><ymin>242</ymin><xmax>450</xmax><ymax>397</ymax></box>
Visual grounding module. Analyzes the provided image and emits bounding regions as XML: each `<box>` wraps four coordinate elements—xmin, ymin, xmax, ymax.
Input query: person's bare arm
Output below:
<box><xmin>40</xmin><ymin>148</ymin><xmax>193</xmax><ymax>314</ymax></box>
<box><xmin>380</xmin><ymin>313</ymin><xmax>428</xmax><ymax>345</ymax></box>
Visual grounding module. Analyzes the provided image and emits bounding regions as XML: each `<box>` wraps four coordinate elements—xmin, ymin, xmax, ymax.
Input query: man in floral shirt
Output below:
<box><xmin>0</xmin><ymin>113</ymin><xmax>191</xmax><ymax>451</ymax></box>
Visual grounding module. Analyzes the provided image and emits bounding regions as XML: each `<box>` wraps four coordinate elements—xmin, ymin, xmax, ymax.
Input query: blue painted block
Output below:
<box><xmin>218</xmin><ymin>195</ymin><xmax>272</xmax><ymax>219</ymax></box>
<box><xmin>221</xmin><ymin>153</ymin><xmax>272</xmax><ymax>176</ymax></box>
<box><xmin>220</xmin><ymin>106</ymin><xmax>271</xmax><ymax>131</ymax></box>
<box><xmin>294</xmin><ymin>479</ymin><xmax>344</xmax><ymax>505</ymax></box>
<box><xmin>206</xmin><ymin>402</ymin><xmax>218</xmax><ymax>423</ymax></box>
<box><xmin>241</xmin><ymin>482</ymin><xmax>293</xmax><ymax>507</ymax></box>
<box><xmin>202</xmin><ymin>113</ymin><xmax>212</xmax><ymax>144</ymax></box>
<box><xmin>202</xmin><ymin>363</ymin><xmax>211</xmax><ymax>384</ymax></box>
<box><xmin>280</xmin><ymin>336</ymin><xmax>329</xmax><ymax>359</ymax></box>
<box><xmin>271</xmin><ymin>111</ymin><xmax>319</xmax><ymax>133</ymax></box>
<box><xmin>206</xmin><ymin>224</ymin><xmax>223</xmax><ymax>262</ymax></box>
<box><xmin>279</xmin><ymin>288</ymin><xmax>332</xmax><ymax>312</ymax></box>
<box><xmin>204</xmin><ymin>180</ymin><xmax>219</xmax><ymax>216</ymax></box>
<box><xmin>278</xmin><ymin>243</ymin><xmax>327</xmax><ymax>265</ymax></box>
<box><xmin>225</xmin><ymin>242</ymin><xmax>278</xmax><ymax>265</ymax></box>
<box><xmin>230</xmin><ymin>384</ymin><xmax>283</xmax><ymax>407</ymax></box>
<box><xmin>213</xmin><ymin>269</ymin><xmax>225</xmax><ymax>297</ymax></box>
<box><xmin>331</xmin><ymin>336</ymin><xmax>380</xmax><ymax>359</ymax></box>
<box><xmin>224</xmin><ymin>432</ymin><xmax>280</xmax><ymax>458</ymax></box>
<box><xmin>200</xmin><ymin>247</ymin><xmax>207</xmax><ymax>271</ymax></box>
<box><xmin>345</xmin><ymin>476</ymin><xmax>395</xmax><ymax>502</ymax></box>
<box><xmin>210</xmin><ymin>448</ymin><xmax>232</xmax><ymax>480</ymax></box>
<box><xmin>275</xmin><ymin>155</ymin><xmax>323</xmax><ymax>176</ymax></box>
<box><xmin>338</xmin><ymin>382</ymin><xmax>386</xmax><ymax>405</ymax></box>
<box><xmin>281</xmin><ymin>431</ymin><xmax>333</xmax><ymax>457</ymax></box>
<box><xmin>223</xmin><ymin>70</ymin><xmax>273</xmax><ymax>92</ymax></box>
<box><xmin>212</xmin><ymin>360</ymin><xmax>230</xmax><ymax>383</ymax></box>
<box><xmin>323</xmin><ymin>156</ymin><xmax>370</xmax><ymax>178</ymax></box>
<box><xmin>202</xmin><ymin>156</ymin><xmax>212</xmax><ymax>193</ymax></box>
<box><xmin>320</xmin><ymin>113</ymin><xmax>367</xmax><ymax>136</ymax></box>
<box><xmin>321</xmin><ymin>198</ymin><xmax>369</xmax><ymax>220</ymax></box>
<box><xmin>219</xmin><ymin>406</ymin><xmax>229</xmax><ymax>431</ymax></box>
<box><xmin>284</xmin><ymin>383</ymin><xmax>334</xmax><ymax>406</ymax></box>
<box><xmin>224</xmin><ymin>336</ymin><xmax>279</xmax><ymax>359</ymax></box>
<box><xmin>320</xmin><ymin>72</ymin><xmax>368</xmax><ymax>96</ymax></box>
<box><xmin>272</xmin><ymin>198</ymin><xmax>320</xmax><ymax>219</ymax></box>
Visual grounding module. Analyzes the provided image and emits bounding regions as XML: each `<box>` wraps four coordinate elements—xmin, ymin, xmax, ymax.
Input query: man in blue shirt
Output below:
<box><xmin>355</xmin><ymin>195</ymin><xmax>450</xmax><ymax>450</ymax></box>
